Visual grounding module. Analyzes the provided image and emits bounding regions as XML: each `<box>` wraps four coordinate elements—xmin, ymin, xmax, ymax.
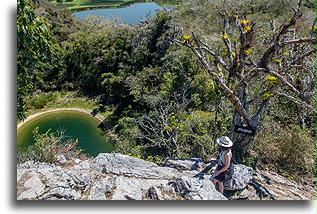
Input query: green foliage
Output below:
<box><xmin>55</xmin><ymin>16</ymin><xmax>133</xmax><ymax>97</ymax></box>
<box><xmin>113</xmin><ymin>116</ymin><xmax>143</xmax><ymax>155</ymax></box>
<box><xmin>145</xmin><ymin>155</ymin><xmax>163</xmax><ymax>164</ymax></box>
<box><xmin>17</xmin><ymin>0</ymin><xmax>52</xmax><ymax>120</ymax></box>
<box><xmin>244</xmin><ymin>156</ymin><xmax>259</xmax><ymax>169</ymax></box>
<box><xmin>177</xmin><ymin>111</ymin><xmax>216</xmax><ymax>158</ymax></box>
<box><xmin>26</xmin><ymin>92</ymin><xmax>57</xmax><ymax>109</ymax></box>
<box><xmin>17</xmin><ymin>127</ymin><xmax>84</xmax><ymax>163</ymax></box>
<box><xmin>35</xmin><ymin>0</ymin><xmax>79</xmax><ymax>43</ymax></box>
<box><xmin>252</xmin><ymin>123</ymin><xmax>315</xmax><ymax>178</ymax></box>
<box><xmin>125</xmin><ymin>145</ymin><xmax>145</xmax><ymax>159</ymax></box>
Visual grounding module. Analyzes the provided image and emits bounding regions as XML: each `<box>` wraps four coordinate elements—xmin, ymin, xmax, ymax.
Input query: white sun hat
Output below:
<box><xmin>216</xmin><ymin>136</ymin><xmax>233</xmax><ymax>147</ymax></box>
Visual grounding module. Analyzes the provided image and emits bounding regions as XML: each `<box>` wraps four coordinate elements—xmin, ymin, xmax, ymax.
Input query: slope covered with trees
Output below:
<box><xmin>17</xmin><ymin>0</ymin><xmax>315</xmax><ymax>182</ymax></box>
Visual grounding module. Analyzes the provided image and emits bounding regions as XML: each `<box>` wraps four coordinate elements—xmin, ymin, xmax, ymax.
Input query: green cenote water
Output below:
<box><xmin>17</xmin><ymin>111</ymin><xmax>114</xmax><ymax>157</ymax></box>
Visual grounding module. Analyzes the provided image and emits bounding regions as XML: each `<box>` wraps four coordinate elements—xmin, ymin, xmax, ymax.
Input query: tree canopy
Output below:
<box><xmin>17</xmin><ymin>0</ymin><xmax>52</xmax><ymax>120</ymax></box>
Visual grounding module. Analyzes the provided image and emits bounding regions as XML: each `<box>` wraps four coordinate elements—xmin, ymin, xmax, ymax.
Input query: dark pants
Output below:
<box><xmin>214</xmin><ymin>164</ymin><xmax>234</xmax><ymax>182</ymax></box>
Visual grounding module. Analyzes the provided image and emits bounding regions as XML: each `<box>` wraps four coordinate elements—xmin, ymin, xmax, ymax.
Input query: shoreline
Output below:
<box><xmin>57</xmin><ymin>0</ymin><xmax>177</xmax><ymax>12</ymax></box>
<box><xmin>57</xmin><ymin>0</ymin><xmax>150</xmax><ymax>12</ymax></box>
<box><xmin>17</xmin><ymin>108</ymin><xmax>105</xmax><ymax>129</ymax></box>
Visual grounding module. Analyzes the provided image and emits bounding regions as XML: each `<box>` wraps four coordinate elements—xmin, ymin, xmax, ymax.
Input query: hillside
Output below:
<box><xmin>17</xmin><ymin>0</ymin><xmax>316</xmax><ymax>200</ymax></box>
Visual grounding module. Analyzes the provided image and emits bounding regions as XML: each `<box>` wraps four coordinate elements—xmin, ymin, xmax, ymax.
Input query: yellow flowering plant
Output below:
<box><xmin>265</xmin><ymin>75</ymin><xmax>279</xmax><ymax>85</ymax></box>
<box><xmin>220</xmin><ymin>34</ymin><xmax>230</xmax><ymax>39</ymax></box>
<box><xmin>244</xmin><ymin>25</ymin><xmax>252</xmax><ymax>33</ymax></box>
<box><xmin>183</xmin><ymin>34</ymin><xmax>192</xmax><ymax>40</ymax></box>
<box><xmin>244</xmin><ymin>49</ymin><xmax>253</xmax><ymax>55</ymax></box>
<box><xmin>275</xmin><ymin>59</ymin><xmax>282</xmax><ymax>63</ymax></box>
<box><xmin>240</xmin><ymin>19</ymin><xmax>250</xmax><ymax>25</ymax></box>
<box><xmin>181</xmin><ymin>34</ymin><xmax>192</xmax><ymax>44</ymax></box>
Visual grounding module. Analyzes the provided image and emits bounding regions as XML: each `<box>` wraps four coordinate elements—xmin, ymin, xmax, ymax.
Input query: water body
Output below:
<box><xmin>17</xmin><ymin>110</ymin><xmax>114</xmax><ymax>157</ymax></box>
<box><xmin>73</xmin><ymin>2</ymin><xmax>172</xmax><ymax>25</ymax></box>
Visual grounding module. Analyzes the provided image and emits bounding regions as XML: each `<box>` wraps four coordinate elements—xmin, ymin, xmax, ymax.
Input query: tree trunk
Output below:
<box><xmin>228</xmin><ymin>86</ymin><xmax>250</xmax><ymax>146</ymax></box>
<box><xmin>228</xmin><ymin>86</ymin><xmax>269</xmax><ymax>159</ymax></box>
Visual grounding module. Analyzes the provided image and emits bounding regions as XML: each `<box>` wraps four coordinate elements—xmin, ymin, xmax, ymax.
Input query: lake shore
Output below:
<box><xmin>53</xmin><ymin>0</ymin><xmax>151</xmax><ymax>11</ymax></box>
<box><xmin>52</xmin><ymin>0</ymin><xmax>177</xmax><ymax>11</ymax></box>
<box><xmin>17</xmin><ymin>107</ymin><xmax>105</xmax><ymax>129</ymax></box>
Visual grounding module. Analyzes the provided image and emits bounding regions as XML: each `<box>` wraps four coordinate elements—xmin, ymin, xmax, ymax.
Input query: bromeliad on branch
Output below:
<box><xmin>175</xmin><ymin>0</ymin><xmax>316</xmax><ymax>151</ymax></box>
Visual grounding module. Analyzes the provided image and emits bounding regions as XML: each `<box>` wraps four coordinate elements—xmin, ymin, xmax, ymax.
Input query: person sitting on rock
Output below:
<box><xmin>210</xmin><ymin>136</ymin><xmax>234</xmax><ymax>194</ymax></box>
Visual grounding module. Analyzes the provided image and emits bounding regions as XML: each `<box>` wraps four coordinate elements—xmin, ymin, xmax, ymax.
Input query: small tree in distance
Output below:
<box><xmin>177</xmin><ymin>0</ymin><xmax>315</xmax><ymax>155</ymax></box>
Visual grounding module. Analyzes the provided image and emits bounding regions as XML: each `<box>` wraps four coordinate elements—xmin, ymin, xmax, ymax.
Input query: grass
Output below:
<box><xmin>24</xmin><ymin>91</ymin><xmax>98</xmax><ymax>117</ymax></box>
<box><xmin>23</xmin><ymin>91</ymin><xmax>116</xmax><ymax>122</ymax></box>
<box><xmin>52</xmin><ymin>0</ymin><xmax>156</xmax><ymax>11</ymax></box>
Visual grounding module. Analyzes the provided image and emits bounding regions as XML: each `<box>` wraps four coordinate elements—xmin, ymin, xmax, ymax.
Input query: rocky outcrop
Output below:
<box><xmin>171</xmin><ymin>176</ymin><xmax>227</xmax><ymax>200</ymax></box>
<box><xmin>224</xmin><ymin>164</ymin><xmax>253</xmax><ymax>191</ymax></box>
<box><xmin>16</xmin><ymin>153</ymin><xmax>315</xmax><ymax>200</ymax></box>
<box><xmin>17</xmin><ymin>153</ymin><xmax>221</xmax><ymax>200</ymax></box>
<box><xmin>162</xmin><ymin>158</ymin><xmax>253</xmax><ymax>191</ymax></box>
<box><xmin>162</xmin><ymin>158</ymin><xmax>205</xmax><ymax>171</ymax></box>
<box><xmin>229</xmin><ymin>170</ymin><xmax>316</xmax><ymax>200</ymax></box>
<box><xmin>93</xmin><ymin>153</ymin><xmax>179</xmax><ymax>179</ymax></box>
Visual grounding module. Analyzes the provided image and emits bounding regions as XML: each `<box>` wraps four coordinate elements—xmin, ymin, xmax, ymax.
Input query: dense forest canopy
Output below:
<box><xmin>17</xmin><ymin>0</ymin><xmax>315</xmax><ymax>181</ymax></box>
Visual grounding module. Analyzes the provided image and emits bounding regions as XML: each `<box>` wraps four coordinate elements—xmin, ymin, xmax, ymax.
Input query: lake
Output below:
<box><xmin>73</xmin><ymin>2</ymin><xmax>173</xmax><ymax>25</ymax></box>
<box><xmin>17</xmin><ymin>110</ymin><xmax>114</xmax><ymax>157</ymax></box>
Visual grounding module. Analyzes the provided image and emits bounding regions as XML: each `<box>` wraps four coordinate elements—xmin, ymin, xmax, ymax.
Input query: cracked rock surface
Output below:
<box><xmin>17</xmin><ymin>153</ymin><xmax>315</xmax><ymax>200</ymax></box>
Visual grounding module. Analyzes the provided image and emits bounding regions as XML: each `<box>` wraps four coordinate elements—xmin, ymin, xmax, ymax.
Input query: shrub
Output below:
<box><xmin>26</xmin><ymin>92</ymin><xmax>57</xmax><ymax>109</ymax></box>
<box><xmin>17</xmin><ymin>127</ymin><xmax>85</xmax><ymax>164</ymax></box>
<box><xmin>251</xmin><ymin>123</ymin><xmax>315</xmax><ymax>179</ymax></box>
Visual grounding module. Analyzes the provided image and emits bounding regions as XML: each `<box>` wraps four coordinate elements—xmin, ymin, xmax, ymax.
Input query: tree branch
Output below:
<box><xmin>258</xmin><ymin>68</ymin><xmax>312</xmax><ymax>103</ymax></box>
<box><xmin>275</xmin><ymin>91</ymin><xmax>315</xmax><ymax>110</ymax></box>
<box><xmin>188</xmin><ymin>36</ymin><xmax>252</xmax><ymax>126</ymax></box>
<box><xmin>280</xmin><ymin>37</ymin><xmax>316</xmax><ymax>47</ymax></box>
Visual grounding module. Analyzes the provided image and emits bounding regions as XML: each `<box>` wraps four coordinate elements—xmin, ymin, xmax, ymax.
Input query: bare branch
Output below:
<box><xmin>191</xmin><ymin>31</ymin><xmax>205</xmax><ymax>59</ymax></box>
<box><xmin>246</xmin><ymin>86</ymin><xmax>274</xmax><ymax>105</ymax></box>
<box><xmin>258</xmin><ymin>68</ymin><xmax>312</xmax><ymax>103</ymax></box>
<box><xmin>284</xmin><ymin>48</ymin><xmax>316</xmax><ymax>70</ymax></box>
<box><xmin>275</xmin><ymin>91</ymin><xmax>315</xmax><ymax>110</ymax></box>
<box><xmin>280</xmin><ymin>37</ymin><xmax>316</xmax><ymax>46</ymax></box>
<box><xmin>258</xmin><ymin>1</ymin><xmax>303</xmax><ymax>68</ymax></box>
<box><xmin>198</xmin><ymin>39</ymin><xmax>229</xmax><ymax>71</ymax></box>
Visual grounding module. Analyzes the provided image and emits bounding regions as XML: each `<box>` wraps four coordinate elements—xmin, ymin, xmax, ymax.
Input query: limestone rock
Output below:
<box><xmin>111</xmin><ymin>177</ymin><xmax>143</xmax><ymax>200</ymax></box>
<box><xmin>88</xmin><ymin>177</ymin><xmax>115</xmax><ymax>200</ymax></box>
<box><xmin>93</xmin><ymin>153</ymin><xmax>179</xmax><ymax>179</ymax></box>
<box><xmin>145</xmin><ymin>186</ymin><xmax>162</xmax><ymax>200</ymax></box>
<box><xmin>162</xmin><ymin>158</ymin><xmax>204</xmax><ymax>171</ymax></box>
<box><xmin>63</xmin><ymin>169</ymin><xmax>90</xmax><ymax>189</ymax></box>
<box><xmin>171</xmin><ymin>176</ymin><xmax>227</xmax><ymax>200</ymax></box>
<box><xmin>42</xmin><ymin>187</ymin><xmax>81</xmax><ymax>200</ymax></box>
<box><xmin>54</xmin><ymin>154</ymin><xmax>67</xmax><ymax>164</ymax></box>
<box><xmin>71</xmin><ymin>160</ymin><xmax>90</xmax><ymax>170</ymax></box>
<box><xmin>17</xmin><ymin>153</ymin><xmax>314</xmax><ymax>200</ymax></box>
<box><xmin>159</xmin><ymin>183</ymin><xmax>176</xmax><ymax>200</ymax></box>
<box><xmin>224</xmin><ymin>164</ymin><xmax>253</xmax><ymax>190</ymax></box>
<box><xmin>17</xmin><ymin>171</ymin><xmax>45</xmax><ymax>200</ymax></box>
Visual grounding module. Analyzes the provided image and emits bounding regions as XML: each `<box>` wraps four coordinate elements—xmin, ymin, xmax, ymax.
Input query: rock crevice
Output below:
<box><xmin>16</xmin><ymin>153</ymin><xmax>314</xmax><ymax>200</ymax></box>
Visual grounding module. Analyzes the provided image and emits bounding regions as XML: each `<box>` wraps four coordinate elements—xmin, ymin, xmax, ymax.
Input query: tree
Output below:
<box><xmin>178</xmin><ymin>0</ymin><xmax>316</xmax><ymax>154</ymax></box>
<box><xmin>17</xmin><ymin>0</ymin><xmax>52</xmax><ymax>120</ymax></box>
